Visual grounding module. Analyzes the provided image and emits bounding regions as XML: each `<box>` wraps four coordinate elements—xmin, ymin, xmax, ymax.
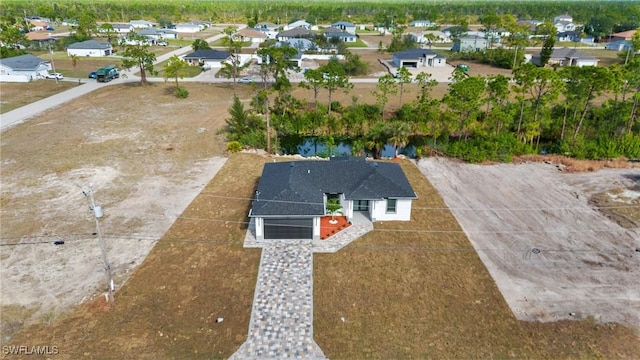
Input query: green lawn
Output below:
<box><xmin>154</xmin><ymin>59</ymin><xmax>204</xmax><ymax>79</ymax></box>
<box><xmin>346</xmin><ymin>38</ymin><xmax>369</xmax><ymax>48</ymax></box>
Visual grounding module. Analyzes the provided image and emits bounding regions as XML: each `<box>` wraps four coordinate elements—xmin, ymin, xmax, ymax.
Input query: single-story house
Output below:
<box><xmin>392</xmin><ymin>49</ymin><xmax>446</xmax><ymax>68</ymax></box>
<box><xmin>323</xmin><ymin>27</ymin><xmax>357</xmax><ymax>43</ymax></box>
<box><xmin>276</xmin><ymin>38</ymin><xmax>316</xmax><ymax>52</ymax></box>
<box><xmin>255</xmin><ymin>22</ymin><xmax>279</xmax><ymax>32</ymax></box>
<box><xmin>174</xmin><ymin>22</ymin><xmax>205</xmax><ymax>33</ymax></box>
<box><xmin>530</xmin><ymin>47</ymin><xmax>599</xmax><ymax>67</ymax></box>
<box><xmin>182</xmin><ymin>49</ymin><xmax>232</xmax><ymax>68</ymax></box>
<box><xmin>554</xmin><ymin>14</ymin><xmax>573</xmax><ymax>23</ymax></box>
<box><xmin>410</xmin><ymin>20</ymin><xmax>432</xmax><ymax>27</ymax></box>
<box><xmin>110</xmin><ymin>23</ymin><xmax>135</xmax><ymax>33</ymax></box>
<box><xmin>67</xmin><ymin>40</ymin><xmax>113</xmax><ymax>57</ymax></box>
<box><xmin>557</xmin><ymin>31</ymin><xmax>580</xmax><ymax>42</ymax></box>
<box><xmin>276</xmin><ymin>27</ymin><xmax>313</xmax><ymax>41</ymax></box>
<box><xmin>249</xmin><ymin>157</ymin><xmax>417</xmax><ymax>241</ymax></box>
<box><xmin>331</xmin><ymin>21</ymin><xmax>356</xmax><ymax>35</ymax></box>
<box><xmin>407</xmin><ymin>30</ymin><xmax>450</xmax><ymax>45</ymax></box>
<box><xmin>284</xmin><ymin>20</ymin><xmax>312</xmax><ymax>31</ymax></box>
<box><xmin>130</xmin><ymin>20</ymin><xmax>154</xmax><ymax>29</ymax></box>
<box><xmin>452</xmin><ymin>35</ymin><xmax>488</xmax><ymax>52</ymax></box>
<box><xmin>0</xmin><ymin>54</ymin><xmax>50</xmax><ymax>81</ymax></box>
<box><xmin>27</xmin><ymin>19</ymin><xmax>47</xmax><ymax>32</ymax></box>
<box><xmin>233</xmin><ymin>28</ymin><xmax>267</xmax><ymax>43</ymax></box>
<box><xmin>136</xmin><ymin>28</ymin><xmax>178</xmax><ymax>40</ymax></box>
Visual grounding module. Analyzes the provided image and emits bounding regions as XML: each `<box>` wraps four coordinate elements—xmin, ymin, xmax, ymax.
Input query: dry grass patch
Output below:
<box><xmin>314</xmin><ymin>159</ymin><xmax>639</xmax><ymax>359</ymax></box>
<box><xmin>4</xmin><ymin>153</ymin><xmax>266</xmax><ymax>359</ymax></box>
<box><xmin>0</xmin><ymin>81</ymin><xmax>77</xmax><ymax>113</ymax></box>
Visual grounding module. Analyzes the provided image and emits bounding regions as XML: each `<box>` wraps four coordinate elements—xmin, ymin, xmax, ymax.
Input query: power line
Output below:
<box><xmin>194</xmin><ymin>193</ymin><xmax>640</xmax><ymax>211</ymax></box>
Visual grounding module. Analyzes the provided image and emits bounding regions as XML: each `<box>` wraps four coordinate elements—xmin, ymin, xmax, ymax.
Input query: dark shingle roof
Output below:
<box><xmin>67</xmin><ymin>40</ymin><xmax>112</xmax><ymax>50</ymax></box>
<box><xmin>183</xmin><ymin>49</ymin><xmax>231</xmax><ymax>60</ymax></box>
<box><xmin>0</xmin><ymin>54</ymin><xmax>47</xmax><ymax>71</ymax></box>
<box><xmin>277</xmin><ymin>28</ymin><xmax>312</xmax><ymax>38</ymax></box>
<box><xmin>393</xmin><ymin>49</ymin><xmax>439</xmax><ymax>59</ymax></box>
<box><xmin>251</xmin><ymin>157</ymin><xmax>416</xmax><ymax>217</ymax></box>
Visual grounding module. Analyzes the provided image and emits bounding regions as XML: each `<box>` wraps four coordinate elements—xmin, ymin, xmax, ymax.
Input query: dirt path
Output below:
<box><xmin>417</xmin><ymin>157</ymin><xmax>640</xmax><ymax>328</ymax></box>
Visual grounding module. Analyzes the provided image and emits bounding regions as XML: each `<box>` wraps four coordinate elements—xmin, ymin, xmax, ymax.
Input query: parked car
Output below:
<box><xmin>238</xmin><ymin>77</ymin><xmax>254</xmax><ymax>84</ymax></box>
<box><xmin>88</xmin><ymin>71</ymin><xmax>97</xmax><ymax>79</ymax></box>
<box><xmin>45</xmin><ymin>72</ymin><xmax>64</xmax><ymax>80</ymax></box>
<box><xmin>157</xmin><ymin>41</ymin><xmax>168</xmax><ymax>46</ymax></box>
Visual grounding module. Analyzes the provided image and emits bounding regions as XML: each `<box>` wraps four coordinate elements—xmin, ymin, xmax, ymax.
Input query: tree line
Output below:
<box><xmin>226</xmin><ymin>51</ymin><xmax>640</xmax><ymax>162</ymax></box>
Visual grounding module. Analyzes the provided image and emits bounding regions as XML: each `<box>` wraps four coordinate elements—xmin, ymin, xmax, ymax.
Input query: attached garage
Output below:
<box><xmin>263</xmin><ymin>218</ymin><xmax>313</xmax><ymax>240</ymax></box>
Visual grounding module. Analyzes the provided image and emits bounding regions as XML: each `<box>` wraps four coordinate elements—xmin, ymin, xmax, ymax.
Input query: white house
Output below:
<box><xmin>0</xmin><ymin>54</ymin><xmax>50</xmax><ymax>82</ymax></box>
<box><xmin>392</xmin><ymin>49</ymin><xmax>446</xmax><ymax>68</ymax></box>
<box><xmin>109</xmin><ymin>23</ymin><xmax>135</xmax><ymax>34</ymax></box>
<box><xmin>276</xmin><ymin>27</ymin><xmax>312</xmax><ymax>41</ymax></box>
<box><xmin>136</xmin><ymin>28</ymin><xmax>178</xmax><ymax>40</ymax></box>
<box><xmin>174</xmin><ymin>22</ymin><xmax>205</xmax><ymax>33</ymax></box>
<box><xmin>407</xmin><ymin>30</ymin><xmax>449</xmax><ymax>45</ymax></box>
<box><xmin>130</xmin><ymin>20</ymin><xmax>154</xmax><ymax>29</ymax></box>
<box><xmin>284</xmin><ymin>20</ymin><xmax>313</xmax><ymax>31</ymax></box>
<box><xmin>410</xmin><ymin>19</ymin><xmax>432</xmax><ymax>27</ymax></box>
<box><xmin>452</xmin><ymin>36</ymin><xmax>488</xmax><ymax>52</ymax></box>
<box><xmin>249</xmin><ymin>157</ymin><xmax>416</xmax><ymax>241</ymax></box>
<box><xmin>331</xmin><ymin>21</ymin><xmax>356</xmax><ymax>35</ymax></box>
<box><xmin>67</xmin><ymin>40</ymin><xmax>113</xmax><ymax>57</ymax></box>
<box><xmin>323</xmin><ymin>27</ymin><xmax>357</xmax><ymax>42</ymax></box>
<box><xmin>182</xmin><ymin>49</ymin><xmax>232</xmax><ymax>68</ymax></box>
<box><xmin>531</xmin><ymin>47</ymin><xmax>599</xmax><ymax>67</ymax></box>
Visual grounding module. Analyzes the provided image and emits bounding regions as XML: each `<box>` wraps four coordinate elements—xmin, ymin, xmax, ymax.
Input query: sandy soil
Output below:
<box><xmin>417</xmin><ymin>157</ymin><xmax>640</xmax><ymax>328</ymax></box>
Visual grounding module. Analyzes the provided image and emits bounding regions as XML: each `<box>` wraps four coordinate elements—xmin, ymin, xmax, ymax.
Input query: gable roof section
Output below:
<box><xmin>183</xmin><ymin>49</ymin><xmax>231</xmax><ymax>60</ymax></box>
<box><xmin>68</xmin><ymin>40</ymin><xmax>112</xmax><ymax>50</ymax></box>
<box><xmin>393</xmin><ymin>49</ymin><xmax>442</xmax><ymax>59</ymax></box>
<box><xmin>236</xmin><ymin>28</ymin><xmax>267</xmax><ymax>38</ymax></box>
<box><xmin>277</xmin><ymin>27</ymin><xmax>312</xmax><ymax>38</ymax></box>
<box><xmin>251</xmin><ymin>157</ymin><xmax>416</xmax><ymax>217</ymax></box>
<box><xmin>332</xmin><ymin>21</ymin><xmax>355</xmax><ymax>27</ymax></box>
<box><xmin>550</xmin><ymin>47</ymin><xmax>595</xmax><ymax>60</ymax></box>
<box><xmin>0</xmin><ymin>54</ymin><xmax>47</xmax><ymax>71</ymax></box>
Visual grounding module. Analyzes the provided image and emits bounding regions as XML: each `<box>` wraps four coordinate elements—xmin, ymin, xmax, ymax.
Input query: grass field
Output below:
<box><xmin>0</xmin><ymin>81</ymin><xmax>77</xmax><ymax>113</ymax></box>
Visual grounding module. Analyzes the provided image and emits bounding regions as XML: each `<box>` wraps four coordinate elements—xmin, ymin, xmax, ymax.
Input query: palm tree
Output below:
<box><xmin>326</xmin><ymin>198</ymin><xmax>343</xmax><ymax>224</ymax></box>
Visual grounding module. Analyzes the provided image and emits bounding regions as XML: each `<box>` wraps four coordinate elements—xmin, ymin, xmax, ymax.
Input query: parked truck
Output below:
<box><xmin>96</xmin><ymin>66</ymin><xmax>119</xmax><ymax>82</ymax></box>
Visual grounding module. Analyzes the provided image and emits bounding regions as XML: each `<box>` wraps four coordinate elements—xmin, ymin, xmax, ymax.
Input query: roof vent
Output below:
<box><xmin>307</xmin><ymin>169</ymin><xmax>310</xmax><ymax>174</ymax></box>
<box><xmin>290</xmin><ymin>162</ymin><xmax>295</xmax><ymax>167</ymax></box>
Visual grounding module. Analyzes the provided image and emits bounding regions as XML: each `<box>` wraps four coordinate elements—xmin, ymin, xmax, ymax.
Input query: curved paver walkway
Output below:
<box><xmin>230</xmin><ymin>242</ymin><xmax>326</xmax><ymax>359</ymax></box>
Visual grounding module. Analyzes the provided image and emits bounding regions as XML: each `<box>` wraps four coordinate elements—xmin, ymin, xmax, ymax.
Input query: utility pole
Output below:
<box><xmin>83</xmin><ymin>184</ymin><xmax>114</xmax><ymax>302</ymax></box>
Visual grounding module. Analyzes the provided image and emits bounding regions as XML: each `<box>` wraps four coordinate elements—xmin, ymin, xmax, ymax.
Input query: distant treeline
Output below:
<box><xmin>1</xmin><ymin>0</ymin><xmax>639</xmax><ymax>32</ymax></box>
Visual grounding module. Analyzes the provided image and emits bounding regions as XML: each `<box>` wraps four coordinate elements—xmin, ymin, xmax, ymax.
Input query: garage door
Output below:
<box><xmin>264</xmin><ymin>218</ymin><xmax>313</xmax><ymax>239</ymax></box>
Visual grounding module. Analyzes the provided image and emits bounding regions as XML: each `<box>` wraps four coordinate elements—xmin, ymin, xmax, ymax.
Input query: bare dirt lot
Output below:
<box><xmin>0</xmin><ymin>82</ymin><xmax>246</xmax><ymax>340</ymax></box>
<box><xmin>418</xmin><ymin>157</ymin><xmax>640</xmax><ymax>328</ymax></box>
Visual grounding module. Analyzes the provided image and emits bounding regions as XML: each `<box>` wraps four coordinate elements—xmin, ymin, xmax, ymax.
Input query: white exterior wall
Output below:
<box><xmin>67</xmin><ymin>48</ymin><xmax>110</xmax><ymax>57</ymax></box>
<box><xmin>313</xmin><ymin>217</ymin><xmax>321</xmax><ymax>240</ymax></box>
<box><xmin>576</xmin><ymin>59</ymin><xmax>598</xmax><ymax>67</ymax></box>
<box><xmin>255</xmin><ymin>217</ymin><xmax>264</xmax><ymax>239</ymax></box>
<box><xmin>341</xmin><ymin>195</ymin><xmax>354</xmax><ymax>221</ymax></box>
<box><xmin>0</xmin><ymin>74</ymin><xmax>31</xmax><ymax>82</ymax></box>
<box><xmin>174</xmin><ymin>25</ymin><xmax>202</xmax><ymax>33</ymax></box>
<box><xmin>371</xmin><ymin>198</ymin><xmax>412</xmax><ymax>221</ymax></box>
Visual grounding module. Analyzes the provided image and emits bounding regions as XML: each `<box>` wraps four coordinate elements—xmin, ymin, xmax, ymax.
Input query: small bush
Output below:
<box><xmin>226</xmin><ymin>141</ymin><xmax>243</xmax><ymax>153</ymax></box>
<box><xmin>174</xmin><ymin>87</ymin><xmax>189</xmax><ymax>99</ymax></box>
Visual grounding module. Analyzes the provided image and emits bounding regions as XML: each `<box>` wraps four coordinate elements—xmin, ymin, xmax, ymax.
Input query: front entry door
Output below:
<box><xmin>353</xmin><ymin>200</ymin><xmax>369</xmax><ymax>212</ymax></box>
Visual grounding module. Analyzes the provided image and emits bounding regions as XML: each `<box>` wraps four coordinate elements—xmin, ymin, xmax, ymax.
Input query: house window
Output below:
<box><xmin>386</xmin><ymin>199</ymin><xmax>397</xmax><ymax>213</ymax></box>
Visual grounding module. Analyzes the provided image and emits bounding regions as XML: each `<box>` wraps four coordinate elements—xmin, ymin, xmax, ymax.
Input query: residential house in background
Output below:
<box><xmin>173</xmin><ymin>21</ymin><xmax>206</xmax><ymax>33</ymax></box>
<box><xmin>410</xmin><ymin>19</ymin><xmax>432</xmax><ymax>27</ymax></box>
<box><xmin>605</xmin><ymin>40</ymin><xmax>633</xmax><ymax>51</ymax></box>
<box><xmin>249</xmin><ymin>157</ymin><xmax>417</xmax><ymax>241</ymax></box>
<box><xmin>407</xmin><ymin>30</ymin><xmax>449</xmax><ymax>45</ymax></box>
<box><xmin>284</xmin><ymin>20</ymin><xmax>313</xmax><ymax>31</ymax></box>
<box><xmin>233</xmin><ymin>28</ymin><xmax>267</xmax><ymax>43</ymax></box>
<box><xmin>67</xmin><ymin>40</ymin><xmax>113</xmax><ymax>57</ymax></box>
<box><xmin>451</xmin><ymin>35</ymin><xmax>488</xmax><ymax>52</ymax></box>
<box><xmin>323</xmin><ymin>27</ymin><xmax>357</xmax><ymax>43</ymax></box>
<box><xmin>130</xmin><ymin>20</ymin><xmax>154</xmax><ymax>29</ymax></box>
<box><xmin>276</xmin><ymin>38</ymin><xmax>316</xmax><ymax>52</ymax></box>
<box><xmin>254</xmin><ymin>22</ymin><xmax>279</xmax><ymax>39</ymax></box>
<box><xmin>0</xmin><ymin>54</ymin><xmax>50</xmax><ymax>82</ymax></box>
<box><xmin>392</xmin><ymin>49</ymin><xmax>446</xmax><ymax>68</ymax></box>
<box><xmin>553</xmin><ymin>14</ymin><xmax>580</xmax><ymax>33</ymax></box>
<box><xmin>608</xmin><ymin>29</ymin><xmax>639</xmax><ymax>43</ymax></box>
<box><xmin>530</xmin><ymin>47</ymin><xmax>599</xmax><ymax>67</ymax></box>
<box><xmin>276</xmin><ymin>27</ymin><xmax>313</xmax><ymax>41</ymax></box>
<box><xmin>136</xmin><ymin>28</ymin><xmax>178</xmax><ymax>40</ymax></box>
<box><xmin>110</xmin><ymin>23</ymin><xmax>135</xmax><ymax>33</ymax></box>
<box><xmin>182</xmin><ymin>49</ymin><xmax>232</xmax><ymax>68</ymax></box>
<box><xmin>331</xmin><ymin>21</ymin><xmax>356</xmax><ymax>34</ymax></box>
